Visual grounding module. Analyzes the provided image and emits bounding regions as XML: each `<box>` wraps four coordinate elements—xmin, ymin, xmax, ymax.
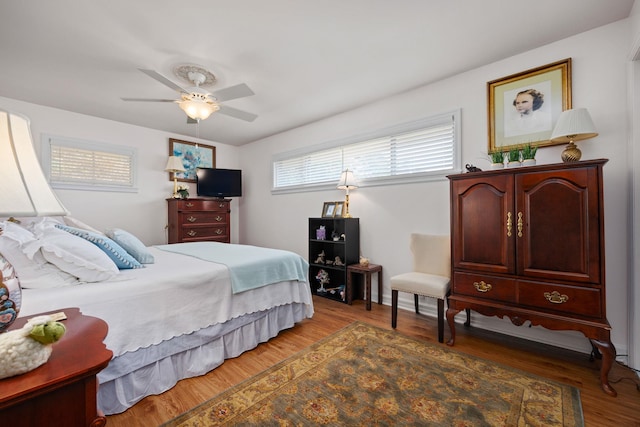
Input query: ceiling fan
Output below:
<box><xmin>121</xmin><ymin>65</ymin><xmax>257</xmax><ymax>122</ymax></box>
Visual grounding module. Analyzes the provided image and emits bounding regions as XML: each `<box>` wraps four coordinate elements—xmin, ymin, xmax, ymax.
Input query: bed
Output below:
<box><xmin>1</xmin><ymin>217</ymin><xmax>313</xmax><ymax>415</ymax></box>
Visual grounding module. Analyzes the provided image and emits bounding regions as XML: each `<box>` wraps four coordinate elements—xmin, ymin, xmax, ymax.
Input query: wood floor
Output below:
<box><xmin>106</xmin><ymin>296</ymin><xmax>640</xmax><ymax>426</ymax></box>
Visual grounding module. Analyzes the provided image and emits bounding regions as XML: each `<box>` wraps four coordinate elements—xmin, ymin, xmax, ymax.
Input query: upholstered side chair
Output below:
<box><xmin>390</xmin><ymin>233</ymin><xmax>469</xmax><ymax>343</ymax></box>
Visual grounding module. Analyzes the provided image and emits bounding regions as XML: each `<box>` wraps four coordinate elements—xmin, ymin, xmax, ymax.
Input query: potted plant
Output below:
<box><xmin>489</xmin><ymin>150</ymin><xmax>505</xmax><ymax>169</ymax></box>
<box><xmin>507</xmin><ymin>147</ymin><xmax>521</xmax><ymax>168</ymax></box>
<box><xmin>521</xmin><ymin>143</ymin><xmax>537</xmax><ymax>166</ymax></box>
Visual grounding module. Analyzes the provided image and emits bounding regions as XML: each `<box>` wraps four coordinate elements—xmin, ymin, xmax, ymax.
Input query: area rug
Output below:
<box><xmin>163</xmin><ymin>321</ymin><xmax>584</xmax><ymax>426</ymax></box>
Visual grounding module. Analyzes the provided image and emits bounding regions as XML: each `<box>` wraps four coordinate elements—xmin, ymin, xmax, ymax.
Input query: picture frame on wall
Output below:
<box><xmin>487</xmin><ymin>58</ymin><xmax>572</xmax><ymax>154</ymax></box>
<box><xmin>169</xmin><ymin>138</ymin><xmax>216</xmax><ymax>183</ymax></box>
<box><xmin>322</xmin><ymin>202</ymin><xmax>336</xmax><ymax>218</ymax></box>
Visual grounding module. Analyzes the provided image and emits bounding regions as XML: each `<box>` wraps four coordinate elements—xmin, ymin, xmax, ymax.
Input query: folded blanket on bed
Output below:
<box><xmin>155</xmin><ymin>242</ymin><xmax>308</xmax><ymax>294</ymax></box>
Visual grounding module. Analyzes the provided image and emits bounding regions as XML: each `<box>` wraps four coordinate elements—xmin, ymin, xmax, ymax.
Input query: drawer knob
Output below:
<box><xmin>186</xmin><ymin>202</ymin><xmax>194</xmax><ymax>208</ymax></box>
<box><xmin>219</xmin><ymin>203</ymin><xmax>226</xmax><ymax>208</ymax></box>
<box><xmin>216</xmin><ymin>216</ymin><xmax>223</xmax><ymax>222</ymax></box>
<box><xmin>215</xmin><ymin>229</ymin><xmax>223</xmax><ymax>235</ymax></box>
<box><xmin>473</xmin><ymin>281</ymin><xmax>492</xmax><ymax>293</ymax></box>
<box><xmin>187</xmin><ymin>216</ymin><xmax>197</xmax><ymax>223</ymax></box>
<box><xmin>187</xmin><ymin>230</ymin><xmax>197</xmax><ymax>237</ymax></box>
<box><xmin>544</xmin><ymin>291</ymin><xmax>569</xmax><ymax>304</ymax></box>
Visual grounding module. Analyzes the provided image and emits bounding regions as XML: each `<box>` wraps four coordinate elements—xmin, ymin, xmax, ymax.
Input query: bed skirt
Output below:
<box><xmin>98</xmin><ymin>302</ymin><xmax>308</xmax><ymax>415</ymax></box>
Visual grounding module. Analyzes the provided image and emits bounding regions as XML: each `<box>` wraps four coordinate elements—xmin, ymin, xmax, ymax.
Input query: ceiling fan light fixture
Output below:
<box><xmin>178</xmin><ymin>98</ymin><xmax>219</xmax><ymax>120</ymax></box>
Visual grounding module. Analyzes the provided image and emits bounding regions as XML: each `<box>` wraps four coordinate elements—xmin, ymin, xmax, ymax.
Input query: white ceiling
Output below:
<box><xmin>0</xmin><ymin>1</ymin><xmax>634</xmax><ymax>146</ymax></box>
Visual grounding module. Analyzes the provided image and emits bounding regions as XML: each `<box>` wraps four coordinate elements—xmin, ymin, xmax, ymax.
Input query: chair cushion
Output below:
<box><xmin>390</xmin><ymin>272</ymin><xmax>450</xmax><ymax>299</ymax></box>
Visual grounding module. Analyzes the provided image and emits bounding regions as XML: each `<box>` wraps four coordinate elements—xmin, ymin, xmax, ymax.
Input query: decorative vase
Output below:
<box><xmin>490</xmin><ymin>162</ymin><xmax>504</xmax><ymax>170</ymax></box>
<box><xmin>522</xmin><ymin>159</ymin><xmax>536</xmax><ymax>167</ymax></box>
<box><xmin>0</xmin><ymin>260</ymin><xmax>22</xmax><ymax>333</ymax></box>
<box><xmin>507</xmin><ymin>161</ymin><xmax>521</xmax><ymax>168</ymax></box>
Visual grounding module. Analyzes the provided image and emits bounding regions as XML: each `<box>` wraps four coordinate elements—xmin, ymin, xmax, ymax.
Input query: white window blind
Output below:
<box><xmin>272</xmin><ymin>110</ymin><xmax>460</xmax><ymax>193</ymax></box>
<box><xmin>42</xmin><ymin>135</ymin><xmax>138</xmax><ymax>193</ymax></box>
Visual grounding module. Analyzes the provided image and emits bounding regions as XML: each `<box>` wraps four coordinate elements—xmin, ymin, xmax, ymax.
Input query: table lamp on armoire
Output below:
<box><xmin>0</xmin><ymin>109</ymin><xmax>69</xmax><ymax>332</ymax></box>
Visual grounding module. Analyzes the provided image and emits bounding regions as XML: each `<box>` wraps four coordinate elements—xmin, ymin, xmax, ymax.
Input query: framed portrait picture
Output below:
<box><xmin>334</xmin><ymin>201</ymin><xmax>345</xmax><ymax>218</ymax></box>
<box><xmin>322</xmin><ymin>202</ymin><xmax>336</xmax><ymax>218</ymax></box>
<box><xmin>169</xmin><ymin>138</ymin><xmax>216</xmax><ymax>183</ymax></box>
<box><xmin>487</xmin><ymin>58</ymin><xmax>572</xmax><ymax>153</ymax></box>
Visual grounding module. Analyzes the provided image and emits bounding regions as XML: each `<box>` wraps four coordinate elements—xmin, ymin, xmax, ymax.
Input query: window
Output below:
<box><xmin>41</xmin><ymin>135</ymin><xmax>138</xmax><ymax>193</ymax></box>
<box><xmin>272</xmin><ymin>110</ymin><xmax>460</xmax><ymax>193</ymax></box>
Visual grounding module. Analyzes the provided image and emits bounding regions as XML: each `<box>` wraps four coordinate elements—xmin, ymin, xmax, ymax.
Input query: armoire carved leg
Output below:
<box><xmin>590</xmin><ymin>338</ymin><xmax>617</xmax><ymax>397</ymax></box>
<box><xmin>446</xmin><ymin>308</ymin><xmax>460</xmax><ymax>346</ymax></box>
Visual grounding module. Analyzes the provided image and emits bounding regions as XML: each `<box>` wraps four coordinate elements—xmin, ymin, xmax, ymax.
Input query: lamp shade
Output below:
<box><xmin>165</xmin><ymin>156</ymin><xmax>186</xmax><ymax>173</ymax></box>
<box><xmin>337</xmin><ymin>169</ymin><xmax>358</xmax><ymax>191</ymax></box>
<box><xmin>178</xmin><ymin>99</ymin><xmax>219</xmax><ymax>121</ymax></box>
<box><xmin>550</xmin><ymin>108</ymin><xmax>598</xmax><ymax>143</ymax></box>
<box><xmin>0</xmin><ymin>110</ymin><xmax>68</xmax><ymax>217</ymax></box>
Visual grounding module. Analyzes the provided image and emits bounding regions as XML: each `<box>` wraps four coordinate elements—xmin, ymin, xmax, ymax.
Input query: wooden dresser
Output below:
<box><xmin>446</xmin><ymin>159</ymin><xmax>617</xmax><ymax>396</ymax></box>
<box><xmin>167</xmin><ymin>197</ymin><xmax>230</xmax><ymax>243</ymax></box>
<box><xmin>0</xmin><ymin>308</ymin><xmax>112</xmax><ymax>427</ymax></box>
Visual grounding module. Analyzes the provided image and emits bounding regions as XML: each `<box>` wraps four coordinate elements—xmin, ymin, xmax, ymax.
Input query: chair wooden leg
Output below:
<box><xmin>437</xmin><ymin>298</ymin><xmax>445</xmax><ymax>343</ymax></box>
<box><xmin>464</xmin><ymin>308</ymin><xmax>471</xmax><ymax>327</ymax></box>
<box><xmin>391</xmin><ymin>290</ymin><xmax>398</xmax><ymax>328</ymax></box>
<box><xmin>414</xmin><ymin>294</ymin><xmax>420</xmax><ymax>314</ymax></box>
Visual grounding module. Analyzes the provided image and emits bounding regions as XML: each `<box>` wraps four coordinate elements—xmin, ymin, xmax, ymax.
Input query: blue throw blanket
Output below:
<box><xmin>155</xmin><ymin>242</ymin><xmax>309</xmax><ymax>294</ymax></box>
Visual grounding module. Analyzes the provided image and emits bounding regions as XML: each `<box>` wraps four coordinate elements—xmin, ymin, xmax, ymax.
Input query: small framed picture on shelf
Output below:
<box><xmin>334</xmin><ymin>201</ymin><xmax>345</xmax><ymax>218</ymax></box>
<box><xmin>322</xmin><ymin>202</ymin><xmax>336</xmax><ymax>218</ymax></box>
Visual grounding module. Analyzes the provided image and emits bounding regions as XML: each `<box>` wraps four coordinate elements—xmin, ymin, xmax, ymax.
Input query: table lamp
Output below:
<box><xmin>337</xmin><ymin>169</ymin><xmax>358</xmax><ymax>218</ymax></box>
<box><xmin>165</xmin><ymin>156</ymin><xmax>186</xmax><ymax>198</ymax></box>
<box><xmin>550</xmin><ymin>108</ymin><xmax>598</xmax><ymax>162</ymax></box>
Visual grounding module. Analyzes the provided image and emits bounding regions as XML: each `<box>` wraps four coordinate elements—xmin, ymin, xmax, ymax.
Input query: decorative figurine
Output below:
<box><xmin>316</xmin><ymin>226</ymin><xmax>326</xmax><ymax>240</ymax></box>
<box><xmin>359</xmin><ymin>256</ymin><xmax>370</xmax><ymax>267</ymax></box>
<box><xmin>465</xmin><ymin>164</ymin><xmax>482</xmax><ymax>172</ymax></box>
<box><xmin>314</xmin><ymin>250</ymin><xmax>325</xmax><ymax>264</ymax></box>
<box><xmin>315</xmin><ymin>269</ymin><xmax>329</xmax><ymax>293</ymax></box>
<box><xmin>333</xmin><ymin>256</ymin><xmax>344</xmax><ymax>266</ymax></box>
<box><xmin>331</xmin><ymin>230</ymin><xmax>340</xmax><ymax>241</ymax></box>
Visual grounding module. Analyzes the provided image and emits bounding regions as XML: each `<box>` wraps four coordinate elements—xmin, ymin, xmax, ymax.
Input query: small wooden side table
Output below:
<box><xmin>0</xmin><ymin>307</ymin><xmax>112</xmax><ymax>427</ymax></box>
<box><xmin>347</xmin><ymin>263</ymin><xmax>383</xmax><ymax>310</ymax></box>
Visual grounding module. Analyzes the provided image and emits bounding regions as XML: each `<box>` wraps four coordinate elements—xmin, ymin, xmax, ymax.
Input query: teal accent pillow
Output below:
<box><xmin>105</xmin><ymin>228</ymin><xmax>155</xmax><ymax>264</ymax></box>
<box><xmin>55</xmin><ymin>224</ymin><xmax>143</xmax><ymax>270</ymax></box>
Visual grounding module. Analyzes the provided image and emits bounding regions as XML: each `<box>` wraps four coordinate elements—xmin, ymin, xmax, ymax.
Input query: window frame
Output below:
<box><xmin>271</xmin><ymin>109</ymin><xmax>461</xmax><ymax>194</ymax></box>
<box><xmin>41</xmin><ymin>134</ymin><xmax>138</xmax><ymax>193</ymax></box>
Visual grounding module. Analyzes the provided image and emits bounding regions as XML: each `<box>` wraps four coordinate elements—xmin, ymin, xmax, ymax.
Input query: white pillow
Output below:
<box><xmin>105</xmin><ymin>228</ymin><xmax>155</xmax><ymax>264</ymax></box>
<box><xmin>0</xmin><ymin>221</ymin><xmax>79</xmax><ymax>289</ymax></box>
<box><xmin>28</xmin><ymin>221</ymin><xmax>118</xmax><ymax>283</ymax></box>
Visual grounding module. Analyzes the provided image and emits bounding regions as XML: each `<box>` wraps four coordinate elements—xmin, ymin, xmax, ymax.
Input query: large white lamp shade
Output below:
<box><xmin>550</xmin><ymin>108</ymin><xmax>598</xmax><ymax>162</ymax></box>
<box><xmin>0</xmin><ymin>110</ymin><xmax>68</xmax><ymax>216</ymax></box>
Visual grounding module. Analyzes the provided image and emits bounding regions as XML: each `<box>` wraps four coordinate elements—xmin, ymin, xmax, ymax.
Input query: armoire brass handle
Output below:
<box><xmin>517</xmin><ymin>212</ymin><xmax>523</xmax><ymax>237</ymax></box>
<box><xmin>473</xmin><ymin>281</ymin><xmax>492</xmax><ymax>293</ymax></box>
<box><xmin>544</xmin><ymin>291</ymin><xmax>569</xmax><ymax>304</ymax></box>
<box><xmin>507</xmin><ymin>212</ymin><xmax>512</xmax><ymax>237</ymax></box>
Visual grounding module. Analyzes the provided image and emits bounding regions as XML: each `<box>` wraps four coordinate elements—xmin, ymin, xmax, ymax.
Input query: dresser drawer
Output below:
<box><xmin>180</xmin><ymin>225</ymin><xmax>228</xmax><ymax>241</ymax></box>
<box><xmin>517</xmin><ymin>280</ymin><xmax>602</xmax><ymax>318</ymax></box>
<box><xmin>179</xmin><ymin>211</ymin><xmax>228</xmax><ymax>226</ymax></box>
<box><xmin>453</xmin><ymin>272</ymin><xmax>516</xmax><ymax>303</ymax></box>
<box><xmin>176</xmin><ymin>199</ymin><xmax>229</xmax><ymax>212</ymax></box>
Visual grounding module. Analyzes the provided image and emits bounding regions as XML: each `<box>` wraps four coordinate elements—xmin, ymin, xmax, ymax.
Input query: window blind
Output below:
<box><xmin>273</xmin><ymin>110</ymin><xmax>459</xmax><ymax>192</ymax></box>
<box><xmin>42</xmin><ymin>135</ymin><xmax>138</xmax><ymax>192</ymax></box>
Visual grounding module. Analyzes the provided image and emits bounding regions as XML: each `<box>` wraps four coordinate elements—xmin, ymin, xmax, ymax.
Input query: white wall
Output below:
<box><xmin>0</xmin><ymin>96</ymin><xmax>241</xmax><ymax>245</ymax></box>
<box><xmin>239</xmin><ymin>20</ymin><xmax>633</xmax><ymax>359</ymax></box>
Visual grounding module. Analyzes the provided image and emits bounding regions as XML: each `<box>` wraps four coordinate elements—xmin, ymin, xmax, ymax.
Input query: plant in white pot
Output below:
<box><xmin>521</xmin><ymin>143</ymin><xmax>537</xmax><ymax>166</ymax></box>
<box><xmin>507</xmin><ymin>147</ymin><xmax>521</xmax><ymax>168</ymax></box>
<box><xmin>489</xmin><ymin>150</ymin><xmax>505</xmax><ymax>169</ymax></box>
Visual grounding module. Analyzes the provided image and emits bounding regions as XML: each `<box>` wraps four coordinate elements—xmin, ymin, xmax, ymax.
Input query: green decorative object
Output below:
<box><xmin>521</xmin><ymin>143</ymin><xmax>537</xmax><ymax>160</ymax></box>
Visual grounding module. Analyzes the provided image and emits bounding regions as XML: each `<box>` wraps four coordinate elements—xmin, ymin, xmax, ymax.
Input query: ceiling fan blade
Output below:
<box><xmin>218</xmin><ymin>105</ymin><xmax>258</xmax><ymax>122</ymax></box>
<box><xmin>212</xmin><ymin>83</ymin><xmax>254</xmax><ymax>102</ymax></box>
<box><xmin>121</xmin><ymin>97</ymin><xmax>176</xmax><ymax>102</ymax></box>
<box><xmin>138</xmin><ymin>69</ymin><xmax>188</xmax><ymax>93</ymax></box>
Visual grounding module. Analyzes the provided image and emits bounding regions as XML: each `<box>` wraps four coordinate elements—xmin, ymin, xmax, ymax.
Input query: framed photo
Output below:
<box><xmin>334</xmin><ymin>201</ymin><xmax>345</xmax><ymax>218</ymax></box>
<box><xmin>488</xmin><ymin>58</ymin><xmax>572</xmax><ymax>153</ymax></box>
<box><xmin>322</xmin><ymin>202</ymin><xmax>336</xmax><ymax>218</ymax></box>
<box><xmin>169</xmin><ymin>138</ymin><xmax>216</xmax><ymax>183</ymax></box>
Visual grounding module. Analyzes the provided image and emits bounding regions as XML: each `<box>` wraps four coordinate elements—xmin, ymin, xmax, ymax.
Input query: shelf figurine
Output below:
<box><xmin>314</xmin><ymin>250</ymin><xmax>325</xmax><ymax>264</ymax></box>
<box><xmin>333</xmin><ymin>256</ymin><xmax>344</xmax><ymax>266</ymax></box>
<box><xmin>315</xmin><ymin>269</ymin><xmax>329</xmax><ymax>293</ymax></box>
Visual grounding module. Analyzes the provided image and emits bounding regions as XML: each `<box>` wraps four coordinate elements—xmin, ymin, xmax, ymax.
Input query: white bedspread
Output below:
<box><xmin>19</xmin><ymin>247</ymin><xmax>313</xmax><ymax>357</ymax></box>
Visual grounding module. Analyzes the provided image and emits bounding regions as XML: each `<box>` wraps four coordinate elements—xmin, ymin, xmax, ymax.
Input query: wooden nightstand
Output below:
<box><xmin>347</xmin><ymin>263</ymin><xmax>383</xmax><ymax>310</ymax></box>
<box><xmin>0</xmin><ymin>307</ymin><xmax>112</xmax><ymax>427</ymax></box>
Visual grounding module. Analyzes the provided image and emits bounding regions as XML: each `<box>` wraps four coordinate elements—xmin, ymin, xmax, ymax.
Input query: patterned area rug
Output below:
<box><xmin>163</xmin><ymin>321</ymin><xmax>583</xmax><ymax>426</ymax></box>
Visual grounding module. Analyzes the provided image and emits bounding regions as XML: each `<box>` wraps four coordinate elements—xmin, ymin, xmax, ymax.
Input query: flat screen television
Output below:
<box><xmin>196</xmin><ymin>168</ymin><xmax>242</xmax><ymax>198</ymax></box>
